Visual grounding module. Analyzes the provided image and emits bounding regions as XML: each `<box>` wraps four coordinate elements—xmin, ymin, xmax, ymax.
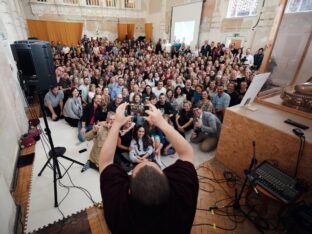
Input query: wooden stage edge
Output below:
<box><xmin>216</xmin><ymin>102</ymin><xmax>312</xmax><ymax>183</ymax></box>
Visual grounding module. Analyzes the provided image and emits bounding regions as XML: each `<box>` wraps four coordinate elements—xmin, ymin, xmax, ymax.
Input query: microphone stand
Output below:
<box><xmin>209</xmin><ymin>141</ymin><xmax>264</xmax><ymax>233</ymax></box>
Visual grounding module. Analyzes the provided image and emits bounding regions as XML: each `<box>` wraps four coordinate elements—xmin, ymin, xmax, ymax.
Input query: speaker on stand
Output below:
<box><xmin>10</xmin><ymin>40</ymin><xmax>83</xmax><ymax>207</ymax></box>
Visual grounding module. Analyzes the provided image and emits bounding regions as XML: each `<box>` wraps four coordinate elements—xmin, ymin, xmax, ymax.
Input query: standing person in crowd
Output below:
<box><xmin>155</xmin><ymin>38</ymin><xmax>162</xmax><ymax>55</ymax></box>
<box><xmin>63</xmin><ymin>87</ymin><xmax>83</xmax><ymax>127</ymax></box>
<box><xmin>253</xmin><ymin>48</ymin><xmax>264</xmax><ymax>70</ymax></box>
<box><xmin>44</xmin><ymin>85</ymin><xmax>64</xmax><ymax>121</ymax></box>
<box><xmin>99</xmin><ymin>103</ymin><xmax>198</xmax><ymax>234</ymax></box>
<box><xmin>244</xmin><ymin>48</ymin><xmax>254</xmax><ymax>67</ymax></box>
<box><xmin>211</xmin><ymin>85</ymin><xmax>230</xmax><ymax>122</ymax></box>
<box><xmin>78</xmin><ymin>94</ymin><xmax>103</xmax><ymax>142</ymax></box>
<box><xmin>200</xmin><ymin>40</ymin><xmax>211</xmax><ymax>57</ymax></box>
<box><xmin>191</xmin><ymin>107</ymin><xmax>221</xmax><ymax>152</ymax></box>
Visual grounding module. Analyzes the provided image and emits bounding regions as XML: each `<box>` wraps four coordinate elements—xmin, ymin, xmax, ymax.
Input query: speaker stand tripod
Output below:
<box><xmin>37</xmin><ymin>92</ymin><xmax>84</xmax><ymax>207</ymax></box>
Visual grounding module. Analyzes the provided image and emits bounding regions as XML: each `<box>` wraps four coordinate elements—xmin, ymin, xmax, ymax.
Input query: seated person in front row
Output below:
<box><xmin>81</xmin><ymin>112</ymin><xmax>116</xmax><ymax>172</ymax></box>
<box><xmin>191</xmin><ymin>107</ymin><xmax>221</xmax><ymax>152</ymax></box>
<box><xmin>114</xmin><ymin>119</ymin><xmax>136</xmax><ymax>167</ymax></box>
<box><xmin>129</xmin><ymin>125</ymin><xmax>154</xmax><ymax>164</ymax></box>
<box><xmin>156</xmin><ymin>93</ymin><xmax>175</xmax><ymax>118</ymax></box>
<box><xmin>174</xmin><ymin>100</ymin><xmax>194</xmax><ymax>137</ymax></box>
<box><xmin>63</xmin><ymin>87</ymin><xmax>83</xmax><ymax>127</ymax></box>
<box><xmin>99</xmin><ymin>103</ymin><xmax>199</xmax><ymax>234</ymax></box>
<box><xmin>44</xmin><ymin>85</ymin><xmax>64</xmax><ymax>121</ymax></box>
<box><xmin>78</xmin><ymin>94</ymin><xmax>103</xmax><ymax>142</ymax></box>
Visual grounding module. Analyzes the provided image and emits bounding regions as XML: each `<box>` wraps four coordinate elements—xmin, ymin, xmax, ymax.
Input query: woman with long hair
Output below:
<box><xmin>115</xmin><ymin>119</ymin><xmax>136</xmax><ymax>168</ymax></box>
<box><xmin>142</xmin><ymin>85</ymin><xmax>154</xmax><ymax>101</ymax></box>
<box><xmin>166</xmin><ymin>89</ymin><xmax>175</xmax><ymax>108</ymax></box>
<box><xmin>63</xmin><ymin>87</ymin><xmax>83</xmax><ymax>127</ymax></box>
<box><xmin>129</xmin><ymin>125</ymin><xmax>154</xmax><ymax>164</ymax></box>
<box><xmin>173</xmin><ymin>86</ymin><xmax>186</xmax><ymax>111</ymax></box>
<box><xmin>101</xmin><ymin>87</ymin><xmax>110</xmax><ymax>110</ymax></box>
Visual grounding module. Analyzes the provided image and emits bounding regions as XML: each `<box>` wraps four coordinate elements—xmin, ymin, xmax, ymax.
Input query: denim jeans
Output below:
<box><xmin>78</xmin><ymin>122</ymin><xmax>93</xmax><ymax>142</ymax></box>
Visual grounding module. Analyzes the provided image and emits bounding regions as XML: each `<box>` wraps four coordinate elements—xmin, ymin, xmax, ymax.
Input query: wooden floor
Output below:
<box><xmin>15</xmin><ymin>144</ymin><xmax>273</xmax><ymax>234</ymax></box>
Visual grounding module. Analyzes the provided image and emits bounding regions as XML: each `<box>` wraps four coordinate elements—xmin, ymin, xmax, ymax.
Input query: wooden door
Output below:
<box><xmin>231</xmin><ymin>39</ymin><xmax>242</xmax><ymax>48</ymax></box>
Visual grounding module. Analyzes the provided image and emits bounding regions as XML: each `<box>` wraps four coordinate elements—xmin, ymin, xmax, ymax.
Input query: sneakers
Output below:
<box><xmin>81</xmin><ymin>160</ymin><xmax>99</xmax><ymax>173</ymax></box>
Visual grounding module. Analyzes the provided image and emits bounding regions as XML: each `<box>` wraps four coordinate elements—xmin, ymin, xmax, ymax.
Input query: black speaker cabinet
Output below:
<box><xmin>11</xmin><ymin>40</ymin><xmax>56</xmax><ymax>91</ymax></box>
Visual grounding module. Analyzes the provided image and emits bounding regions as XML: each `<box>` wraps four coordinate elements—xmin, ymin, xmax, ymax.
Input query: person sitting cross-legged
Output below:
<box><xmin>190</xmin><ymin>107</ymin><xmax>221</xmax><ymax>152</ymax></box>
<box><xmin>174</xmin><ymin>100</ymin><xmax>194</xmax><ymax>137</ymax></box>
<box><xmin>81</xmin><ymin>112</ymin><xmax>116</xmax><ymax>172</ymax></box>
<box><xmin>99</xmin><ymin>103</ymin><xmax>199</xmax><ymax>234</ymax></box>
<box><xmin>129</xmin><ymin>125</ymin><xmax>154</xmax><ymax>164</ymax></box>
<box><xmin>63</xmin><ymin>87</ymin><xmax>82</xmax><ymax>127</ymax></box>
<box><xmin>114</xmin><ymin>119</ymin><xmax>136</xmax><ymax>171</ymax></box>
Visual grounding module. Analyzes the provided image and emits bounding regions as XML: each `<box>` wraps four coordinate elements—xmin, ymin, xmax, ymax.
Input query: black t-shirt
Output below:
<box><xmin>116</xmin><ymin>128</ymin><xmax>133</xmax><ymax>153</ymax></box>
<box><xmin>178</xmin><ymin>109</ymin><xmax>194</xmax><ymax>126</ymax></box>
<box><xmin>100</xmin><ymin>160</ymin><xmax>199</xmax><ymax>234</ymax></box>
<box><xmin>182</xmin><ymin>87</ymin><xmax>194</xmax><ymax>102</ymax></box>
<box><xmin>226</xmin><ymin>90</ymin><xmax>240</xmax><ymax>107</ymax></box>
<box><xmin>156</xmin><ymin>101</ymin><xmax>175</xmax><ymax>115</ymax></box>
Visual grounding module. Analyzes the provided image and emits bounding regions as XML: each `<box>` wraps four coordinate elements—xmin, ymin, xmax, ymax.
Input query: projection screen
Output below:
<box><xmin>170</xmin><ymin>1</ymin><xmax>203</xmax><ymax>50</ymax></box>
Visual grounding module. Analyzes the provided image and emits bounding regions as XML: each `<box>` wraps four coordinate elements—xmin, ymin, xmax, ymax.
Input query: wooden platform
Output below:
<box><xmin>14</xmin><ymin>144</ymin><xmax>273</xmax><ymax>234</ymax></box>
<box><xmin>216</xmin><ymin>103</ymin><xmax>312</xmax><ymax>182</ymax></box>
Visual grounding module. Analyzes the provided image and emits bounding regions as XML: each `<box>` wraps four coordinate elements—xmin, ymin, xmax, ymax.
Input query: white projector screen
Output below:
<box><xmin>170</xmin><ymin>1</ymin><xmax>203</xmax><ymax>50</ymax></box>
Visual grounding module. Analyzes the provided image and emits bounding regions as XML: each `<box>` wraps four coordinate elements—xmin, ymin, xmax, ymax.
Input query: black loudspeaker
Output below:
<box><xmin>11</xmin><ymin>40</ymin><xmax>57</xmax><ymax>91</ymax></box>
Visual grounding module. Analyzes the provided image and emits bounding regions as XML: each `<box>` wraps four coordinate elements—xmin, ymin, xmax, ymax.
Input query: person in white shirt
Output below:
<box><xmin>165</xmin><ymin>40</ymin><xmax>171</xmax><ymax>54</ymax></box>
<box><xmin>152</xmin><ymin>80</ymin><xmax>167</xmax><ymax>100</ymax></box>
<box><xmin>245</xmin><ymin>48</ymin><xmax>254</xmax><ymax>67</ymax></box>
<box><xmin>145</xmin><ymin>73</ymin><xmax>155</xmax><ymax>87</ymax></box>
<box><xmin>62</xmin><ymin>44</ymin><xmax>70</xmax><ymax>54</ymax></box>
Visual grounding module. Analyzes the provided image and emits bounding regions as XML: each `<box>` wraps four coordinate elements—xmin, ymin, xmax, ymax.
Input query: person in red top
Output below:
<box><xmin>99</xmin><ymin>103</ymin><xmax>199</xmax><ymax>234</ymax></box>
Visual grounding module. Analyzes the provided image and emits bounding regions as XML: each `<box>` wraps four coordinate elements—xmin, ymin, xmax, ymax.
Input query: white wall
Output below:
<box><xmin>0</xmin><ymin>1</ymin><xmax>29</xmax><ymax>233</ymax></box>
<box><xmin>21</xmin><ymin>0</ymin><xmax>147</xmax><ymax>41</ymax></box>
<box><xmin>0</xmin><ymin>175</ymin><xmax>17</xmax><ymax>234</ymax></box>
<box><xmin>145</xmin><ymin>0</ymin><xmax>168</xmax><ymax>42</ymax></box>
<box><xmin>149</xmin><ymin>0</ymin><xmax>279</xmax><ymax>54</ymax></box>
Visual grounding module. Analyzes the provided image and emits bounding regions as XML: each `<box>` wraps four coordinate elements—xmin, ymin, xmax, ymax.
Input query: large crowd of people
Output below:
<box><xmin>44</xmin><ymin>35</ymin><xmax>263</xmax><ymax>171</ymax></box>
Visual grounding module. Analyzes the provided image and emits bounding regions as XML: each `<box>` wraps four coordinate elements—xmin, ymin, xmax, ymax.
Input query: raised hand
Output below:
<box><xmin>114</xmin><ymin>103</ymin><xmax>132</xmax><ymax>128</ymax></box>
<box><xmin>144</xmin><ymin>103</ymin><xmax>166</xmax><ymax>128</ymax></box>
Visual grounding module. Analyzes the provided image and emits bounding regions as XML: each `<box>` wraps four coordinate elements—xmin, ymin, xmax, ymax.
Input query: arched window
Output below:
<box><xmin>227</xmin><ymin>0</ymin><xmax>259</xmax><ymax>18</ymax></box>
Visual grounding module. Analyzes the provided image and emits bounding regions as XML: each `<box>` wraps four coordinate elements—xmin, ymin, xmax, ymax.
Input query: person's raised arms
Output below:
<box><xmin>99</xmin><ymin>103</ymin><xmax>132</xmax><ymax>174</ymax></box>
<box><xmin>145</xmin><ymin>104</ymin><xmax>194</xmax><ymax>164</ymax></box>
